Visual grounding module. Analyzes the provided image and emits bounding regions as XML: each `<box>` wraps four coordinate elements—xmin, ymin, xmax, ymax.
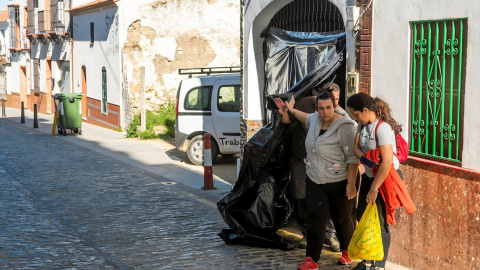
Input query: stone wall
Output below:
<box><xmin>122</xmin><ymin>0</ymin><xmax>241</xmax><ymax>114</ymax></box>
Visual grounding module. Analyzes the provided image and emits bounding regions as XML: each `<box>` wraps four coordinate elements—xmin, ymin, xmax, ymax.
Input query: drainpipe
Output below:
<box><xmin>71</xmin><ymin>14</ymin><xmax>74</xmax><ymax>93</ymax></box>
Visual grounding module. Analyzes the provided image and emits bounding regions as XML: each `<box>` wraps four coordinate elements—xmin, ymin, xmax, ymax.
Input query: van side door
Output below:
<box><xmin>211</xmin><ymin>80</ymin><xmax>241</xmax><ymax>154</ymax></box>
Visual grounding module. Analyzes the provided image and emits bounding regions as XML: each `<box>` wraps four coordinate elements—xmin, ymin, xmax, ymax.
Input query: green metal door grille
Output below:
<box><xmin>410</xmin><ymin>18</ymin><xmax>466</xmax><ymax>163</ymax></box>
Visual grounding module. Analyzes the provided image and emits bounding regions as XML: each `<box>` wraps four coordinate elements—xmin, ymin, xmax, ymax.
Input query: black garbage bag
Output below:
<box><xmin>217</xmin><ymin>27</ymin><xmax>346</xmax><ymax>249</ymax></box>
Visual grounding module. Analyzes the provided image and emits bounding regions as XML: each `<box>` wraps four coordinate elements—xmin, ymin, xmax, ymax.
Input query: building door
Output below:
<box><xmin>20</xmin><ymin>66</ymin><xmax>27</xmax><ymax>107</ymax></box>
<box><xmin>81</xmin><ymin>65</ymin><xmax>87</xmax><ymax>119</ymax></box>
<box><xmin>266</xmin><ymin>0</ymin><xmax>346</xmax><ymax>106</ymax></box>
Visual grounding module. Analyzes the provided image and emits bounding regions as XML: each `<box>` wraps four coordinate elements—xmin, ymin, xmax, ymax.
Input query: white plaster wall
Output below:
<box><xmin>243</xmin><ymin>0</ymin><xmax>357</xmax><ymax>121</ymax></box>
<box><xmin>71</xmin><ymin>0</ymin><xmax>98</xmax><ymax>8</ymax></box>
<box><xmin>72</xmin><ymin>7</ymin><xmax>121</xmax><ymax>104</ymax></box>
<box><xmin>7</xmin><ymin>0</ymin><xmax>29</xmax><ymax>96</ymax></box>
<box><xmin>116</xmin><ymin>0</ymin><xmax>240</xmax><ymax>105</ymax></box>
<box><xmin>30</xmin><ymin>40</ymin><xmax>70</xmax><ymax>61</ymax></box>
<box><xmin>7</xmin><ymin>51</ymin><xmax>30</xmax><ymax>94</ymax></box>
<box><xmin>0</xmin><ymin>20</ymin><xmax>10</xmax><ymax>96</ymax></box>
<box><xmin>371</xmin><ymin>0</ymin><xmax>480</xmax><ymax>171</ymax></box>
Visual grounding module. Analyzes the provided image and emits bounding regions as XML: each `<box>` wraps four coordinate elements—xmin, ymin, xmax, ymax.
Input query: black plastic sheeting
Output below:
<box><xmin>217</xmin><ymin>27</ymin><xmax>346</xmax><ymax>249</ymax></box>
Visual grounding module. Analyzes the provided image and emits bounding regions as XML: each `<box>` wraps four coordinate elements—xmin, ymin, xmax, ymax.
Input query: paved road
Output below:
<box><xmin>0</xmin><ymin>118</ymin><xmax>352</xmax><ymax>269</ymax></box>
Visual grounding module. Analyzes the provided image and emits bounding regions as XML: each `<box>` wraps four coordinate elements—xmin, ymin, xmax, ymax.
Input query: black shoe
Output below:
<box><xmin>298</xmin><ymin>236</ymin><xmax>307</xmax><ymax>249</ymax></box>
<box><xmin>351</xmin><ymin>262</ymin><xmax>381</xmax><ymax>270</ymax></box>
<box><xmin>324</xmin><ymin>236</ymin><xmax>340</xmax><ymax>252</ymax></box>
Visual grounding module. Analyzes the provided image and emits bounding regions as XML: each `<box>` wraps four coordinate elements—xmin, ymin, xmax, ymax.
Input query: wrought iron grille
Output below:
<box><xmin>102</xmin><ymin>67</ymin><xmax>107</xmax><ymax>114</ymax></box>
<box><xmin>268</xmin><ymin>0</ymin><xmax>344</xmax><ymax>32</ymax></box>
<box><xmin>409</xmin><ymin>18</ymin><xmax>467</xmax><ymax>163</ymax></box>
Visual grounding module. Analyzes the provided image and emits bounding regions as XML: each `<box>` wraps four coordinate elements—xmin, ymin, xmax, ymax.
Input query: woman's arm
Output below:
<box><xmin>353</xmin><ymin>134</ymin><xmax>364</xmax><ymax>159</ymax></box>
<box><xmin>346</xmin><ymin>163</ymin><xmax>359</xmax><ymax>200</ymax></box>
<box><xmin>274</xmin><ymin>97</ymin><xmax>291</xmax><ymax>124</ymax></box>
<box><xmin>282</xmin><ymin>97</ymin><xmax>308</xmax><ymax>125</ymax></box>
<box><xmin>341</xmin><ymin>124</ymin><xmax>360</xmax><ymax>200</ymax></box>
<box><xmin>366</xmin><ymin>144</ymin><xmax>394</xmax><ymax>204</ymax></box>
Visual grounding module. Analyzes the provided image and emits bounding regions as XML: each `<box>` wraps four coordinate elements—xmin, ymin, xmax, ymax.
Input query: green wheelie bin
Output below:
<box><xmin>53</xmin><ymin>93</ymin><xmax>83</xmax><ymax>136</ymax></box>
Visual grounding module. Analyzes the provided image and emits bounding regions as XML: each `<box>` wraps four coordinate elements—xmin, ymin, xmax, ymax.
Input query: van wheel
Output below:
<box><xmin>187</xmin><ymin>135</ymin><xmax>219</xmax><ymax>166</ymax></box>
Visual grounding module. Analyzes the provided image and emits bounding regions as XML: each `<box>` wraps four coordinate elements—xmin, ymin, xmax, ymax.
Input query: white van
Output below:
<box><xmin>175</xmin><ymin>67</ymin><xmax>241</xmax><ymax>165</ymax></box>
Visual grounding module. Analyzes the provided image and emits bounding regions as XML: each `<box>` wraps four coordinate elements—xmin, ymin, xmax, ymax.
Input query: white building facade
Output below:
<box><xmin>69</xmin><ymin>0</ymin><xmax>121</xmax><ymax>129</ymax></box>
<box><xmin>0</xmin><ymin>8</ymin><xmax>10</xmax><ymax>101</ymax></box>
<box><xmin>27</xmin><ymin>0</ymin><xmax>72</xmax><ymax>114</ymax></box>
<box><xmin>6</xmin><ymin>0</ymin><xmax>30</xmax><ymax>110</ymax></box>
<box><xmin>368</xmin><ymin>2</ymin><xmax>480</xmax><ymax>269</ymax></box>
<box><xmin>69</xmin><ymin>0</ymin><xmax>240</xmax><ymax>131</ymax></box>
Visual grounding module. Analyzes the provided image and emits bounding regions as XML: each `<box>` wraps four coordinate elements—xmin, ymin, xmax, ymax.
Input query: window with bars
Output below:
<box><xmin>33</xmin><ymin>59</ymin><xmax>40</xmax><ymax>92</ymax></box>
<box><xmin>101</xmin><ymin>67</ymin><xmax>107</xmax><ymax>115</ymax></box>
<box><xmin>409</xmin><ymin>18</ymin><xmax>467</xmax><ymax>163</ymax></box>
<box><xmin>9</xmin><ymin>5</ymin><xmax>20</xmax><ymax>48</ymax></box>
<box><xmin>90</xmin><ymin>22</ymin><xmax>94</xmax><ymax>44</ymax></box>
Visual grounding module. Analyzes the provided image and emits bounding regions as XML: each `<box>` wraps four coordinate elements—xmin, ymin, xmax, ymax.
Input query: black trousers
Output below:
<box><xmin>305</xmin><ymin>177</ymin><xmax>354</xmax><ymax>262</ymax></box>
<box><xmin>356</xmin><ymin>170</ymin><xmax>403</xmax><ymax>268</ymax></box>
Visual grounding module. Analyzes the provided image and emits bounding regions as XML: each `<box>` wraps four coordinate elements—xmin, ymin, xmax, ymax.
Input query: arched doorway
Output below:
<box><xmin>268</xmin><ymin>0</ymin><xmax>344</xmax><ymax>32</ymax></box>
<box><xmin>266</xmin><ymin>0</ymin><xmax>346</xmax><ymax>107</ymax></box>
<box><xmin>81</xmin><ymin>65</ymin><xmax>87</xmax><ymax>119</ymax></box>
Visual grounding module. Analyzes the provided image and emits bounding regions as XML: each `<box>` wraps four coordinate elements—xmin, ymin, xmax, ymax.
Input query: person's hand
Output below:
<box><xmin>346</xmin><ymin>183</ymin><xmax>356</xmax><ymax>200</ymax></box>
<box><xmin>366</xmin><ymin>189</ymin><xmax>378</xmax><ymax>204</ymax></box>
<box><xmin>274</xmin><ymin>98</ymin><xmax>288</xmax><ymax>116</ymax></box>
<box><xmin>285</xmin><ymin>96</ymin><xmax>295</xmax><ymax>112</ymax></box>
<box><xmin>358</xmin><ymin>164</ymin><xmax>366</xmax><ymax>175</ymax></box>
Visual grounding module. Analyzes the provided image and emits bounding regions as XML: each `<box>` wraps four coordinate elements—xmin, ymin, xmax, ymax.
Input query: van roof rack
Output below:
<box><xmin>178</xmin><ymin>66</ymin><xmax>241</xmax><ymax>78</ymax></box>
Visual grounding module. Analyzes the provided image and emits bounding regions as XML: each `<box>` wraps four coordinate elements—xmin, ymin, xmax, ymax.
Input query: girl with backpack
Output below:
<box><xmin>346</xmin><ymin>93</ymin><xmax>412</xmax><ymax>270</ymax></box>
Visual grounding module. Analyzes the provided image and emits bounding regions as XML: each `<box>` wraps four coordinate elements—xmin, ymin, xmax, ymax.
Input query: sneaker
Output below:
<box><xmin>297</xmin><ymin>257</ymin><xmax>318</xmax><ymax>270</ymax></box>
<box><xmin>325</xmin><ymin>236</ymin><xmax>340</xmax><ymax>252</ymax></box>
<box><xmin>338</xmin><ymin>250</ymin><xmax>353</xmax><ymax>265</ymax></box>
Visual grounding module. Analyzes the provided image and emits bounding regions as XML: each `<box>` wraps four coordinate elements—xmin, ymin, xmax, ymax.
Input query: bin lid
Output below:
<box><xmin>53</xmin><ymin>93</ymin><xmax>83</xmax><ymax>99</ymax></box>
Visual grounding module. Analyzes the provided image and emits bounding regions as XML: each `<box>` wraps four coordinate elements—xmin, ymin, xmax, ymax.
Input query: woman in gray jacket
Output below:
<box><xmin>275</xmin><ymin>90</ymin><xmax>359</xmax><ymax>270</ymax></box>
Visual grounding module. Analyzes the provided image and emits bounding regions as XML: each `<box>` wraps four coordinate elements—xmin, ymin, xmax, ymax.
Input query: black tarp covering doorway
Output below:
<box><xmin>217</xmin><ymin>27</ymin><xmax>346</xmax><ymax>249</ymax></box>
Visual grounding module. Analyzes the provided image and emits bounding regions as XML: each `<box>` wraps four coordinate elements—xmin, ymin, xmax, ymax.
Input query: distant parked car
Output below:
<box><xmin>175</xmin><ymin>67</ymin><xmax>241</xmax><ymax>165</ymax></box>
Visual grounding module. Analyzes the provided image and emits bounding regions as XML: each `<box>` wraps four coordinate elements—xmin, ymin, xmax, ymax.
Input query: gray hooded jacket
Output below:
<box><xmin>304</xmin><ymin>110</ymin><xmax>359</xmax><ymax>184</ymax></box>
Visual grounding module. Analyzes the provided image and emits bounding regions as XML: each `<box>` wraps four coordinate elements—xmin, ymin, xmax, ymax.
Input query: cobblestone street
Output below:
<box><xmin>0</xmin><ymin>119</ymin><xmax>353</xmax><ymax>269</ymax></box>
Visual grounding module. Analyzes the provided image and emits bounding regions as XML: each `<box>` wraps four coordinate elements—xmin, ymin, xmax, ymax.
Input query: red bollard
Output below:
<box><xmin>202</xmin><ymin>133</ymin><xmax>216</xmax><ymax>190</ymax></box>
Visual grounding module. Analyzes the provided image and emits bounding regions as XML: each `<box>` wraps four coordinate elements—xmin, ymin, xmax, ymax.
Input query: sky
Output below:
<box><xmin>0</xmin><ymin>0</ymin><xmax>8</xmax><ymax>11</ymax></box>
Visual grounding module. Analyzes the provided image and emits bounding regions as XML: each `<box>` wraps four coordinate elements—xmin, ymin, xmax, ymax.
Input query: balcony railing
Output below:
<box><xmin>38</xmin><ymin>9</ymin><xmax>51</xmax><ymax>33</ymax></box>
<box><xmin>26</xmin><ymin>0</ymin><xmax>69</xmax><ymax>36</ymax></box>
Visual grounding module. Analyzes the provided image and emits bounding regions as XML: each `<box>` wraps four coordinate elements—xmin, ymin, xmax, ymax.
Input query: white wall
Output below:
<box><xmin>7</xmin><ymin>0</ymin><xmax>29</xmax><ymax>96</ymax></box>
<box><xmin>116</xmin><ymin>0</ymin><xmax>240</xmax><ymax>109</ymax></box>
<box><xmin>30</xmin><ymin>38</ymin><xmax>71</xmax><ymax>93</ymax></box>
<box><xmin>243</xmin><ymin>0</ymin><xmax>357</xmax><ymax>121</ymax></box>
<box><xmin>371</xmin><ymin>0</ymin><xmax>480</xmax><ymax>171</ymax></box>
<box><xmin>7</xmin><ymin>51</ymin><xmax>29</xmax><ymax>94</ymax></box>
<box><xmin>72</xmin><ymin>7</ymin><xmax>121</xmax><ymax>105</ymax></box>
<box><xmin>71</xmin><ymin>0</ymin><xmax>97</xmax><ymax>8</ymax></box>
<box><xmin>0</xmin><ymin>20</ymin><xmax>10</xmax><ymax>97</ymax></box>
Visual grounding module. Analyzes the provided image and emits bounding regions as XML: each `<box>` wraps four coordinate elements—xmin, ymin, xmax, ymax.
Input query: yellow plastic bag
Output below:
<box><xmin>347</xmin><ymin>203</ymin><xmax>384</xmax><ymax>261</ymax></box>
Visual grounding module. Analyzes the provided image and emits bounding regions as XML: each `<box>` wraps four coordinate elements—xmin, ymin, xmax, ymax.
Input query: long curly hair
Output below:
<box><xmin>347</xmin><ymin>92</ymin><xmax>402</xmax><ymax>134</ymax></box>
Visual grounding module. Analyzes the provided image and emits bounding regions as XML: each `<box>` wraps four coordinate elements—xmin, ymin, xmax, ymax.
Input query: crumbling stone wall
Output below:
<box><xmin>123</xmin><ymin>0</ymin><xmax>240</xmax><ymax>113</ymax></box>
